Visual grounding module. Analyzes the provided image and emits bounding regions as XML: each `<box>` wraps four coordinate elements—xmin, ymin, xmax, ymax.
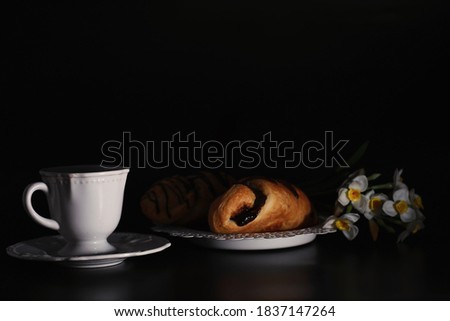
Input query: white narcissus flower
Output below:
<box><xmin>382</xmin><ymin>188</ymin><xmax>417</xmax><ymax>223</ymax></box>
<box><xmin>393</xmin><ymin>168</ymin><xmax>408</xmax><ymax>190</ymax></box>
<box><xmin>362</xmin><ymin>190</ymin><xmax>389</xmax><ymax>220</ymax></box>
<box><xmin>323</xmin><ymin>213</ymin><xmax>360</xmax><ymax>240</ymax></box>
<box><xmin>337</xmin><ymin>175</ymin><xmax>368</xmax><ymax>212</ymax></box>
<box><xmin>396</xmin><ymin>188</ymin><xmax>426</xmax><ymax>243</ymax></box>
<box><xmin>397</xmin><ymin>220</ymin><xmax>425</xmax><ymax>243</ymax></box>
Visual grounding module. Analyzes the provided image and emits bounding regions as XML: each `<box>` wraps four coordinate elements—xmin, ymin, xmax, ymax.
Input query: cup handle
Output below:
<box><xmin>23</xmin><ymin>182</ymin><xmax>60</xmax><ymax>231</ymax></box>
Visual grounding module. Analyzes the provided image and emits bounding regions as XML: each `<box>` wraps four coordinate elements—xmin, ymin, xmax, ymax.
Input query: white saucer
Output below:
<box><xmin>6</xmin><ymin>232</ymin><xmax>171</xmax><ymax>268</ymax></box>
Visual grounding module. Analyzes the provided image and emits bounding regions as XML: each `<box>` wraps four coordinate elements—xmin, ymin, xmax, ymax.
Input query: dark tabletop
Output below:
<box><xmin>2</xmin><ymin>0</ymin><xmax>450</xmax><ymax>301</ymax></box>
<box><xmin>2</xmin><ymin>227</ymin><xmax>449</xmax><ymax>301</ymax></box>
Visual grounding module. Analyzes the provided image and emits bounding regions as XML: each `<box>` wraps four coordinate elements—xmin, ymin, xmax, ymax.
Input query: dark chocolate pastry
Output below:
<box><xmin>141</xmin><ymin>171</ymin><xmax>235</xmax><ymax>227</ymax></box>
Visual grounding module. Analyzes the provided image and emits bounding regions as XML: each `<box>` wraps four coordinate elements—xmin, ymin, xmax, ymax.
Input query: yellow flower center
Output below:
<box><xmin>394</xmin><ymin>200</ymin><xmax>409</xmax><ymax>214</ymax></box>
<box><xmin>414</xmin><ymin>195</ymin><xmax>424</xmax><ymax>210</ymax></box>
<box><xmin>369</xmin><ymin>197</ymin><xmax>383</xmax><ymax>212</ymax></box>
<box><xmin>335</xmin><ymin>219</ymin><xmax>351</xmax><ymax>231</ymax></box>
<box><xmin>347</xmin><ymin>188</ymin><xmax>361</xmax><ymax>202</ymax></box>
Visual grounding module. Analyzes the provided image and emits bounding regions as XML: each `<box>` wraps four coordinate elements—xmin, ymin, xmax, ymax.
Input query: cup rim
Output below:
<box><xmin>39</xmin><ymin>165</ymin><xmax>130</xmax><ymax>177</ymax></box>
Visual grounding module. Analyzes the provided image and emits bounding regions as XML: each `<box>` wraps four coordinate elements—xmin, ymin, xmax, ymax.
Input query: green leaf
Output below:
<box><xmin>367</xmin><ymin>173</ymin><xmax>381</xmax><ymax>181</ymax></box>
<box><xmin>368</xmin><ymin>183</ymin><xmax>393</xmax><ymax>190</ymax></box>
<box><xmin>337</xmin><ymin>140</ymin><xmax>370</xmax><ymax>173</ymax></box>
<box><xmin>383</xmin><ymin>216</ymin><xmax>406</xmax><ymax>227</ymax></box>
<box><xmin>376</xmin><ymin>218</ymin><xmax>396</xmax><ymax>234</ymax></box>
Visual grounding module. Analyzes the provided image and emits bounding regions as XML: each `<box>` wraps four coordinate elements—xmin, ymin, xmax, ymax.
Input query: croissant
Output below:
<box><xmin>208</xmin><ymin>177</ymin><xmax>314</xmax><ymax>233</ymax></box>
<box><xmin>141</xmin><ymin>171</ymin><xmax>235</xmax><ymax>228</ymax></box>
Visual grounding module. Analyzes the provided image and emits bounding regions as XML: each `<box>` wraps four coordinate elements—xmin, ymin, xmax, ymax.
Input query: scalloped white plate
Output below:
<box><xmin>151</xmin><ymin>225</ymin><xmax>336</xmax><ymax>251</ymax></box>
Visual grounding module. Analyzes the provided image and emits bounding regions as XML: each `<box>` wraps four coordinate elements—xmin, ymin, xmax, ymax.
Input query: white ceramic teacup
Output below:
<box><xmin>23</xmin><ymin>165</ymin><xmax>130</xmax><ymax>256</ymax></box>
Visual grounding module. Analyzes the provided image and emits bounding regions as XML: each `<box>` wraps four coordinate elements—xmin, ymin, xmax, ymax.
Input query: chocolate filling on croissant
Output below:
<box><xmin>209</xmin><ymin>177</ymin><xmax>314</xmax><ymax>233</ymax></box>
<box><xmin>230</xmin><ymin>184</ymin><xmax>267</xmax><ymax>226</ymax></box>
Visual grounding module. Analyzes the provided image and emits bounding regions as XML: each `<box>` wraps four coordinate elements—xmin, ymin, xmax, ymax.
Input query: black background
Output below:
<box><xmin>2</xmin><ymin>1</ymin><xmax>450</xmax><ymax>259</ymax></box>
